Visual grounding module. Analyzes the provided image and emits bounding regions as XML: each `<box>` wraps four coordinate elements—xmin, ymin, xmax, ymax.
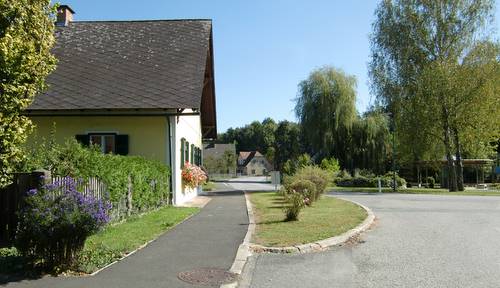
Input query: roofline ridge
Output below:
<box><xmin>71</xmin><ymin>19</ymin><xmax>213</xmax><ymax>24</ymax></box>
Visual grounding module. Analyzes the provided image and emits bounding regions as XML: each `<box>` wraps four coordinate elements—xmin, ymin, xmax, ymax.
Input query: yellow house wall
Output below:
<box><xmin>29</xmin><ymin>116</ymin><xmax>169</xmax><ymax>164</ymax></box>
<box><xmin>30</xmin><ymin>114</ymin><xmax>205</xmax><ymax>206</ymax></box>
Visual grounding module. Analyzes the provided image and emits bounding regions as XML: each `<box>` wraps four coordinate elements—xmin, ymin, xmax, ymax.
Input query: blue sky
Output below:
<box><xmin>60</xmin><ymin>1</ymin><xmax>499</xmax><ymax>132</ymax></box>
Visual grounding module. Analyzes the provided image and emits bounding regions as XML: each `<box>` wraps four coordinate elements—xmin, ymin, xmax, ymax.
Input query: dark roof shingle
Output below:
<box><xmin>28</xmin><ymin>19</ymin><xmax>212</xmax><ymax>110</ymax></box>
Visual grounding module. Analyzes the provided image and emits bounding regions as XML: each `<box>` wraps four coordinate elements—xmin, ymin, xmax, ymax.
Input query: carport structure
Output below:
<box><xmin>416</xmin><ymin>159</ymin><xmax>495</xmax><ymax>187</ymax></box>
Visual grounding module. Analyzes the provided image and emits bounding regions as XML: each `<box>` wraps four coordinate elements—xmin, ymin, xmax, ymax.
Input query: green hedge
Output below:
<box><xmin>19</xmin><ymin>139</ymin><xmax>170</xmax><ymax>219</ymax></box>
<box><xmin>335</xmin><ymin>172</ymin><xmax>406</xmax><ymax>188</ymax></box>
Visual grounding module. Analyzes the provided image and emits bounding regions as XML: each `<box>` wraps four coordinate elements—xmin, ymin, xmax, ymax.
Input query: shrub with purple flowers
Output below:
<box><xmin>15</xmin><ymin>177</ymin><xmax>111</xmax><ymax>271</ymax></box>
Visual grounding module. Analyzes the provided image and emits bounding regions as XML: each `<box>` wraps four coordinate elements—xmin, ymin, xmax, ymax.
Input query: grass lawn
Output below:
<box><xmin>330</xmin><ymin>186</ymin><xmax>500</xmax><ymax>196</ymax></box>
<box><xmin>0</xmin><ymin>205</ymin><xmax>199</xmax><ymax>275</ymax></box>
<box><xmin>202</xmin><ymin>181</ymin><xmax>216</xmax><ymax>191</ymax></box>
<box><xmin>249</xmin><ymin>192</ymin><xmax>367</xmax><ymax>247</ymax></box>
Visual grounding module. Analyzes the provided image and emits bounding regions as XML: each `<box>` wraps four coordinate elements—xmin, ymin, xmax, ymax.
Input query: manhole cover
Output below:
<box><xmin>178</xmin><ymin>268</ymin><xmax>237</xmax><ymax>286</ymax></box>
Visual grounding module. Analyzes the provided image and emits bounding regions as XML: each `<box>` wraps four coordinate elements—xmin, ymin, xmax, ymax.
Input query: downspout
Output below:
<box><xmin>167</xmin><ymin>116</ymin><xmax>174</xmax><ymax>205</ymax></box>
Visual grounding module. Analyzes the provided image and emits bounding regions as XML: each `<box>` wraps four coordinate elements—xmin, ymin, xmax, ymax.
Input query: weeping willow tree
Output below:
<box><xmin>295</xmin><ymin>66</ymin><xmax>391</xmax><ymax>172</ymax></box>
<box><xmin>351</xmin><ymin>108</ymin><xmax>391</xmax><ymax>174</ymax></box>
<box><xmin>295</xmin><ymin>66</ymin><xmax>357</xmax><ymax>169</ymax></box>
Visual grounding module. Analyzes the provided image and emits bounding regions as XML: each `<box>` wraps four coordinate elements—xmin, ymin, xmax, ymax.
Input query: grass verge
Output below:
<box><xmin>202</xmin><ymin>181</ymin><xmax>216</xmax><ymax>191</ymax></box>
<box><xmin>330</xmin><ymin>186</ymin><xmax>500</xmax><ymax>196</ymax></box>
<box><xmin>0</xmin><ymin>205</ymin><xmax>199</xmax><ymax>275</ymax></box>
<box><xmin>249</xmin><ymin>192</ymin><xmax>367</xmax><ymax>247</ymax></box>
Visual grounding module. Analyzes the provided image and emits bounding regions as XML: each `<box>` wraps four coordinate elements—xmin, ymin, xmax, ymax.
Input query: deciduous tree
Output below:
<box><xmin>0</xmin><ymin>0</ymin><xmax>57</xmax><ymax>186</ymax></box>
<box><xmin>370</xmin><ymin>0</ymin><xmax>496</xmax><ymax>191</ymax></box>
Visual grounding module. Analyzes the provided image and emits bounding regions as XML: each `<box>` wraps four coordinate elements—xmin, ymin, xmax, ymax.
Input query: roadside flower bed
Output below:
<box><xmin>182</xmin><ymin>162</ymin><xmax>207</xmax><ymax>189</ymax></box>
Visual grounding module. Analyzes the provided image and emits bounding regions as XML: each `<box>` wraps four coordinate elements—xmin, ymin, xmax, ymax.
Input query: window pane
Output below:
<box><xmin>90</xmin><ymin>135</ymin><xmax>102</xmax><ymax>146</ymax></box>
<box><xmin>104</xmin><ymin>135</ymin><xmax>115</xmax><ymax>154</ymax></box>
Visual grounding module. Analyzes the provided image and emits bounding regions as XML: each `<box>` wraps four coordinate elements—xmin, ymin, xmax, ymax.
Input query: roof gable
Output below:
<box><xmin>238</xmin><ymin>151</ymin><xmax>266</xmax><ymax>167</ymax></box>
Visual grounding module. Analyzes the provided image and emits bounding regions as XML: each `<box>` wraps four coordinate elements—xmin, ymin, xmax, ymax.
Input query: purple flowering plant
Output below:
<box><xmin>15</xmin><ymin>176</ymin><xmax>111</xmax><ymax>270</ymax></box>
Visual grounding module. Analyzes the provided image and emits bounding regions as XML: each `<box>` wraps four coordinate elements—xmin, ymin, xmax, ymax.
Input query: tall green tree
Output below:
<box><xmin>274</xmin><ymin>120</ymin><xmax>302</xmax><ymax>171</ymax></box>
<box><xmin>0</xmin><ymin>0</ymin><xmax>57</xmax><ymax>186</ymax></box>
<box><xmin>351</xmin><ymin>108</ymin><xmax>391</xmax><ymax>174</ymax></box>
<box><xmin>218</xmin><ymin>118</ymin><xmax>277</xmax><ymax>157</ymax></box>
<box><xmin>370</xmin><ymin>0</ymin><xmax>497</xmax><ymax>191</ymax></box>
<box><xmin>295</xmin><ymin>66</ymin><xmax>357</xmax><ymax>169</ymax></box>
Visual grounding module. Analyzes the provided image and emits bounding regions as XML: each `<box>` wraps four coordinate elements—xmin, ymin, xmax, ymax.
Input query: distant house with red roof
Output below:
<box><xmin>237</xmin><ymin>151</ymin><xmax>272</xmax><ymax>176</ymax></box>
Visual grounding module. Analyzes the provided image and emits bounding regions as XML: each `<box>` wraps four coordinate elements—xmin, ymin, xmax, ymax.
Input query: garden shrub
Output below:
<box><xmin>281</xmin><ymin>153</ymin><xmax>313</xmax><ymax>176</ymax></box>
<box><xmin>285</xmin><ymin>179</ymin><xmax>316</xmax><ymax>205</ymax></box>
<box><xmin>337</xmin><ymin>169</ymin><xmax>352</xmax><ymax>179</ymax></box>
<box><xmin>335</xmin><ymin>171</ymin><xmax>406</xmax><ymax>188</ymax></box>
<box><xmin>381</xmin><ymin>172</ymin><xmax>406</xmax><ymax>188</ymax></box>
<box><xmin>290</xmin><ymin>166</ymin><xmax>330</xmax><ymax>200</ymax></box>
<box><xmin>15</xmin><ymin>177</ymin><xmax>111</xmax><ymax>271</ymax></box>
<box><xmin>489</xmin><ymin>183</ymin><xmax>500</xmax><ymax>190</ymax></box>
<box><xmin>19</xmin><ymin>139</ymin><xmax>170</xmax><ymax>219</ymax></box>
<box><xmin>425</xmin><ymin>176</ymin><xmax>435</xmax><ymax>188</ymax></box>
<box><xmin>337</xmin><ymin>175</ymin><xmax>377</xmax><ymax>187</ymax></box>
<box><xmin>354</xmin><ymin>168</ymin><xmax>375</xmax><ymax>178</ymax></box>
<box><xmin>320</xmin><ymin>157</ymin><xmax>340</xmax><ymax>174</ymax></box>
<box><xmin>283</xmin><ymin>192</ymin><xmax>305</xmax><ymax>221</ymax></box>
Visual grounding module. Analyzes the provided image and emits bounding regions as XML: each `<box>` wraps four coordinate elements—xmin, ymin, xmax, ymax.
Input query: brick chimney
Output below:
<box><xmin>56</xmin><ymin>5</ymin><xmax>75</xmax><ymax>27</ymax></box>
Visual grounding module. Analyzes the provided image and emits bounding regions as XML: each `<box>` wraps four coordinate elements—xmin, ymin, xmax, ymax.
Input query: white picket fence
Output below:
<box><xmin>51</xmin><ymin>176</ymin><xmax>107</xmax><ymax>200</ymax></box>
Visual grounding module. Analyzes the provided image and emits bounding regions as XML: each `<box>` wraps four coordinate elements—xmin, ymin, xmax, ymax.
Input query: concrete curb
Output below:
<box><xmin>248</xmin><ymin>196</ymin><xmax>375</xmax><ymax>254</ymax></box>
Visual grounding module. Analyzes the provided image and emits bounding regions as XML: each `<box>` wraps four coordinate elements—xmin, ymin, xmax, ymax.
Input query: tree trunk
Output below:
<box><xmin>452</xmin><ymin>127</ymin><xmax>465</xmax><ymax>191</ymax></box>
<box><xmin>442</xmin><ymin>107</ymin><xmax>457</xmax><ymax>192</ymax></box>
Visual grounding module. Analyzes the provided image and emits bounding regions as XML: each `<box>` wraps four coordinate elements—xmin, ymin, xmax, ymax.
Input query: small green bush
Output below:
<box><xmin>283</xmin><ymin>192</ymin><xmax>305</xmax><ymax>221</ymax></box>
<box><xmin>281</xmin><ymin>153</ymin><xmax>313</xmax><ymax>176</ymax></box>
<box><xmin>381</xmin><ymin>172</ymin><xmax>406</xmax><ymax>188</ymax></box>
<box><xmin>320</xmin><ymin>157</ymin><xmax>340</xmax><ymax>174</ymax></box>
<box><xmin>354</xmin><ymin>169</ymin><xmax>375</xmax><ymax>178</ymax></box>
<box><xmin>286</xmin><ymin>166</ymin><xmax>330</xmax><ymax>201</ymax></box>
<box><xmin>425</xmin><ymin>176</ymin><xmax>435</xmax><ymax>188</ymax></box>
<box><xmin>337</xmin><ymin>169</ymin><xmax>352</xmax><ymax>179</ymax></box>
<box><xmin>285</xmin><ymin>179</ymin><xmax>316</xmax><ymax>204</ymax></box>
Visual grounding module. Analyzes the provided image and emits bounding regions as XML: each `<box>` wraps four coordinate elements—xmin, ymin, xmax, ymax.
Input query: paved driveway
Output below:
<box><xmin>242</xmin><ymin>193</ymin><xmax>500</xmax><ymax>288</ymax></box>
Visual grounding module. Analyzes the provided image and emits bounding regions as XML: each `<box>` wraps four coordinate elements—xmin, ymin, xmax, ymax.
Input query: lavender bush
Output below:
<box><xmin>15</xmin><ymin>177</ymin><xmax>111</xmax><ymax>270</ymax></box>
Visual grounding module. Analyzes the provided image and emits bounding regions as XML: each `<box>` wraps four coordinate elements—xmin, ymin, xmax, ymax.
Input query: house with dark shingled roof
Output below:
<box><xmin>23</xmin><ymin>5</ymin><xmax>217</xmax><ymax>205</ymax></box>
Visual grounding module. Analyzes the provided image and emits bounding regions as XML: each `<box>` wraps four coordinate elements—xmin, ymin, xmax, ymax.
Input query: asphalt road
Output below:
<box><xmin>224</xmin><ymin>176</ymin><xmax>279</xmax><ymax>192</ymax></box>
<box><xmin>241</xmin><ymin>192</ymin><xmax>500</xmax><ymax>288</ymax></box>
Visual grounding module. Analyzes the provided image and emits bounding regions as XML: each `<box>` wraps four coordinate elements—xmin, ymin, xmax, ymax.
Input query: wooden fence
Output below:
<box><xmin>0</xmin><ymin>172</ymin><xmax>45</xmax><ymax>247</ymax></box>
<box><xmin>51</xmin><ymin>176</ymin><xmax>107</xmax><ymax>200</ymax></box>
<box><xmin>0</xmin><ymin>171</ymin><xmax>108</xmax><ymax>247</ymax></box>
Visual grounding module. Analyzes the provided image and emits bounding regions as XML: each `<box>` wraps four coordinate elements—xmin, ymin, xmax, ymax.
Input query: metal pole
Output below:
<box><xmin>392</xmin><ymin>119</ymin><xmax>397</xmax><ymax>192</ymax></box>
